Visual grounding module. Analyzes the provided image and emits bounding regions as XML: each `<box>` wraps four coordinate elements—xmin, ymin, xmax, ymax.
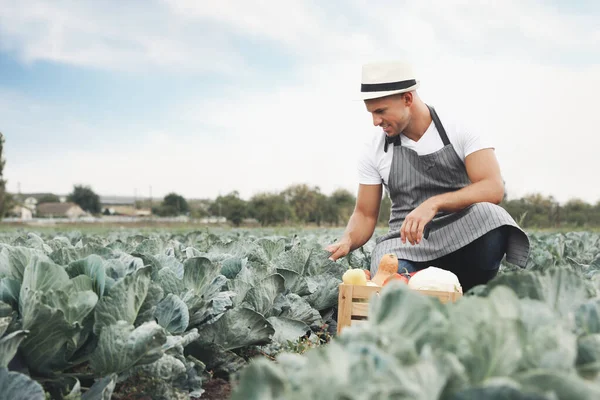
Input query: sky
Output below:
<box><xmin>1</xmin><ymin>0</ymin><xmax>599</xmax><ymax>205</ymax></box>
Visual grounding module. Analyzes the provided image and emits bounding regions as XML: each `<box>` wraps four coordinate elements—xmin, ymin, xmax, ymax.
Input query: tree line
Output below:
<box><xmin>136</xmin><ymin>184</ymin><xmax>359</xmax><ymax>227</ymax></box>
<box><xmin>2</xmin><ymin>132</ymin><xmax>599</xmax><ymax>229</ymax></box>
<box><xmin>180</xmin><ymin>188</ymin><xmax>600</xmax><ymax>229</ymax></box>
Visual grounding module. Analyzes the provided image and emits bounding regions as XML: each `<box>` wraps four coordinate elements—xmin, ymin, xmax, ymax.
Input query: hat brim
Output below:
<box><xmin>356</xmin><ymin>82</ymin><xmax>420</xmax><ymax>101</ymax></box>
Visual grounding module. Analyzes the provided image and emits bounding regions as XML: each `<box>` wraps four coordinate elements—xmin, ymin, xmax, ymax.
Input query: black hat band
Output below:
<box><xmin>361</xmin><ymin>79</ymin><xmax>416</xmax><ymax>93</ymax></box>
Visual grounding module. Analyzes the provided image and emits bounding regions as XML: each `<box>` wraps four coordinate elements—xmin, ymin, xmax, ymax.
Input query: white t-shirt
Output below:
<box><xmin>357</xmin><ymin>108</ymin><xmax>494</xmax><ymax>191</ymax></box>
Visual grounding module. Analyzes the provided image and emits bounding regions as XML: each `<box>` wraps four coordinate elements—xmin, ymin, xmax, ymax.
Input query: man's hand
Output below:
<box><xmin>400</xmin><ymin>198</ymin><xmax>439</xmax><ymax>245</ymax></box>
<box><xmin>326</xmin><ymin>239</ymin><xmax>352</xmax><ymax>261</ymax></box>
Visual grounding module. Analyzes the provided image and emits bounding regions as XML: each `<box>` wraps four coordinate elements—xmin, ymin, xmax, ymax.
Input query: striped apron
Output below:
<box><xmin>370</xmin><ymin>105</ymin><xmax>530</xmax><ymax>273</ymax></box>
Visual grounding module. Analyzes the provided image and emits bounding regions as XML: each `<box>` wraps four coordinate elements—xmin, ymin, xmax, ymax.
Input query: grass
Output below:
<box><xmin>2</xmin><ymin>220</ymin><xmax>599</xmax><ymax>237</ymax></box>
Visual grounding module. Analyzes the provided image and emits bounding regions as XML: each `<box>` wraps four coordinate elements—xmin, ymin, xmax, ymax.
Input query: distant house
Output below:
<box><xmin>36</xmin><ymin>202</ymin><xmax>87</xmax><ymax>218</ymax></box>
<box><xmin>24</xmin><ymin>197</ymin><xmax>38</xmax><ymax>211</ymax></box>
<box><xmin>100</xmin><ymin>196</ymin><xmax>150</xmax><ymax>217</ymax></box>
<box><xmin>103</xmin><ymin>205</ymin><xmax>151</xmax><ymax>217</ymax></box>
<box><xmin>10</xmin><ymin>205</ymin><xmax>33</xmax><ymax>220</ymax></box>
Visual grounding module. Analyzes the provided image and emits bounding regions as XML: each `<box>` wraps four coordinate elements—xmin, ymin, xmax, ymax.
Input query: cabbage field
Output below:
<box><xmin>1</xmin><ymin>228</ymin><xmax>600</xmax><ymax>399</ymax></box>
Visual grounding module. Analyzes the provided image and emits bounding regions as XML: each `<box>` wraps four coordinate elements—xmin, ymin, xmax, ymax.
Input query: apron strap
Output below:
<box><xmin>384</xmin><ymin>133</ymin><xmax>401</xmax><ymax>153</ymax></box>
<box><xmin>383</xmin><ymin>104</ymin><xmax>451</xmax><ymax>152</ymax></box>
<box><xmin>427</xmin><ymin>105</ymin><xmax>451</xmax><ymax>146</ymax></box>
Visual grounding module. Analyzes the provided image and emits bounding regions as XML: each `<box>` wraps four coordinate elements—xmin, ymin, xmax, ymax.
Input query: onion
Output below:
<box><xmin>407</xmin><ymin>267</ymin><xmax>462</xmax><ymax>293</ymax></box>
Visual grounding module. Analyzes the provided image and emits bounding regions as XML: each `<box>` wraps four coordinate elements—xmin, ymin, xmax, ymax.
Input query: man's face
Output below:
<box><xmin>364</xmin><ymin>94</ymin><xmax>410</xmax><ymax>137</ymax></box>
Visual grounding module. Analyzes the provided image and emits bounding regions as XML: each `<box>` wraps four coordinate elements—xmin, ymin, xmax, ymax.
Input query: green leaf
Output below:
<box><xmin>20</xmin><ymin>301</ymin><xmax>78</xmax><ymax>374</ymax></box>
<box><xmin>576</xmin><ymin>334</ymin><xmax>600</xmax><ymax>379</ymax></box>
<box><xmin>81</xmin><ymin>374</ymin><xmax>117</xmax><ymax>400</ymax></box>
<box><xmin>230</xmin><ymin>357</ymin><xmax>289</xmax><ymax>400</ymax></box>
<box><xmin>266</xmin><ymin>316</ymin><xmax>309</xmax><ymax>343</ymax></box>
<box><xmin>0</xmin><ymin>244</ymin><xmax>52</xmax><ymax>282</ymax></box>
<box><xmin>66</xmin><ymin>275</ymin><xmax>95</xmax><ymax>293</ymax></box>
<box><xmin>0</xmin><ymin>367</ymin><xmax>46</xmax><ymax>400</ymax></box>
<box><xmin>447</xmin><ymin>377</ymin><xmax>554</xmax><ymax>400</ymax></box>
<box><xmin>243</xmin><ymin>273</ymin><xmax>285</xmax><ymax>317</ymax></box>
<box><xmin>156</xmin><ymin>267</ymin><xmax>184</xmax><ymax>295</ymax></box>
<box><xmin>0</xmin><ymin>301</ymin><xmax>13</xmax><ymax>318</ymax></box>
<box><xmin>43</xmin><ymin>289</ymin><xmax>98</xmax><ymax>326</ymax></box>
<box><xmin>134</xmin><ymin>282</ymin><xmax>164</xmax><ymax>326</ymax></box>
<box><xmin>0</xmin><ymin>316</ymin><xmax>11</xmax><ymax>337</ymax></box>
<box><xmin>65</xmin><ymin>255</ymin><xmax>107</xmax><ymax>298</ymax></box>
<box><xmin>251</xmin><ymin>238</ymin><xmax>286</xmax><ymax>268</ymax></box>
<box><xmin>575</xmin><ymin>298</ymin><xmax>600</xmax><ymax>335</ymax></box>
<box><xmin>0</xmin><ymin>330</ymin><xmax>28</xmax><ymax>368</ymax></box>
<box><xmin>221</xmin><ymin>257</ymin><xmax>245</xmax><ymax>279</ymax></box>
<box><xmin>0</xmin><ymin>278</ymin><xmax>20</xmax><ymax>308</ymax></box>
<box><xmin>155</xmin><ymin>254</ymin><xmax>184</xmax><ymax>279</ymax></box>
<box><xmin>276</xmin><ymin>269</ymin><xmax>314</xmax><ymax>297</ymax></box>
<box><xmin>19</xmin><ymin>258</ymin><xmax>70</xmax><ymax>319</ymax></box>
<box><xmin>303</xmin><ymin>274</ymin><xmax>341</xmax><ymax>311</ymax></box>
<box><xmin>517</xmin><ymin>298</ymin><xmax>577</xmax><ymax>371</ymax></box>
<box><xmin>196</xmin><ymin>307</ymin><xmax>274</xmax><ymax>351</ymax></box>
<box><xmin>183</xmin><ymin>257</ymin><xmax>222</xmax><ymax>298</ymax></box>
<box><xmin>134</xmin><ymin>237</ymin><xmax>164</xmax><ymax>255</ymax></box>
<box><xmin>305</xmin><ymin>249</ymin><xmax>346</xmax><ymax>276</ymax></box>
<box><xmin>274</xmin><ymin>247</ymin><xmax>310</xmax><ymax>276</ymax></box>
<box><xmin>227</xmin><ymin>262</ymin><xmax>255</xmax><ymax>307</ymax></box>
<box><xmin>154</xmin><ymin>293</ymin><xmax>189</xmax><ymax>334</ymax></box>
<box><xmin>441</xmin><ymin>286</ymin><xmax>522</xmax><ymax>384</ymax></box>
<box><xmin>184</xmin><ymin>341</ymin><xmax>247</xmax><ymax>379</ymax></box>
<box><xmin>90</xmin><ymin>321</ymin><xmax>167</xmax><ymax>375</ymax></box>
<box><xmin>272</xmin><ymin>293</ymin><xmax>322</xmax><ymax>326</ymax></box>
<box><xmin>482</xmin><ymin>267</ymin><xmax>594</xmax><ymax>318</ymax></box>
<box><xmin>187</xmin><ymin>291</ymin><xmax>235</xmax><ymax>327</ymax></box>
<box><xmin>516</xmin><ymin>370</ymin><xmax>600</xmax><ymax>400</ymax></box>
<box><xmin>93</xmin><ymin>267</ymin><xmax>151</xmax><ymax>335</ymax></box>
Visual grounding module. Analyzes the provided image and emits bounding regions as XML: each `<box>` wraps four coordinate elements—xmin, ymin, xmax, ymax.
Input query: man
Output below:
<box><xmin>326</xmin><ymin>61</ymin><xmax>530</xmax><ymax>292</ymax></box>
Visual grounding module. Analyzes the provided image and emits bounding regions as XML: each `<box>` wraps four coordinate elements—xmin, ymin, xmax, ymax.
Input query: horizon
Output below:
<box><xmin>1</xmin><ymin>0</ymin><xmax>599</xmax><ymax>205</ymax></box>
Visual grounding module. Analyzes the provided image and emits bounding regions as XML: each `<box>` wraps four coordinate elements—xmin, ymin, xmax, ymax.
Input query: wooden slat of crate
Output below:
<box><xmin>417</xmin><ymin>289</ymin><xmax>462</xmax><ymax>304</ymax></box>
<box><xmin>351</xmin><ymin>284</ymin><xmax>382</xmax><ymax>299</ymax></box>
<box><xmin>337</xmin><ymin>283</ymin><xmax>462</xmax><ymax>335</ymax></box>
<box><xmin>337</xmin><ymin>284</ymin><xmax>382</xmax><ymax>334</ymax></box>
<box><xmin>351</xmin><ymin>302</ymin><xmax>370</xmax><ymax>317</ymax></box>
<box><xmin>336</xmin><ymin>284</ymin><xmax>354</xmax><ymax>334</ymax></box>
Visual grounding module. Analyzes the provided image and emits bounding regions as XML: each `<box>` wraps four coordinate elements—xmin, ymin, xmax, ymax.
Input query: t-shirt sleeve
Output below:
<box><xmin>357</xmin><ymin>141</ymin><xmax>382</xmax><ymax>185</ymax></box>
<box><xmin>459</xmin><ymin>125</ymin><xmax>495</xmax><ymax>159</ymax></box>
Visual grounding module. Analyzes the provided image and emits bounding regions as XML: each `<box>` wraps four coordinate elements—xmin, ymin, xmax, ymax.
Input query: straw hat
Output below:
<box><xmin>360</xmin><ymin>61</ymin><xmax>420</xmax><ymax>100</ymax></box>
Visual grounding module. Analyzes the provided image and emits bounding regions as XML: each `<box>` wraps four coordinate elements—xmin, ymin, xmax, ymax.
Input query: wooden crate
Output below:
<box><xmin>336</xmin><ymin>283</ymin><xmax>462</xmax><ymax>334</ymax></box>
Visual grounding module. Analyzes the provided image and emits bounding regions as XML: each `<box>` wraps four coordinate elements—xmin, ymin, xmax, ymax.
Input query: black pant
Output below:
<box><xmin>398</xmin><ymin>226</ymin><xmax>510</xmax><ymax>293</ymax></box>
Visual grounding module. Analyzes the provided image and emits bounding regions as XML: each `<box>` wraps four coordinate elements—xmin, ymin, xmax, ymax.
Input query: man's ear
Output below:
<box><xmin>402</xmin><ymin>91</ymin><xmax>413</xmax><ymax>106</ymax></box>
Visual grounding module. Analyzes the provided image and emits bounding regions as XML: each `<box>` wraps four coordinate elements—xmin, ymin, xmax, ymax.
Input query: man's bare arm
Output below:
<box><xmin>326</xmin><ymin>183</ymin><xmax>383</xmax><ymax>260</ymax></box>
<box><xmin>401</xmin><ymin>148</ymin><xmax>505</xmax><ymax>245</ymax></box>
<box><xmin>429</xmin><ymin>148</ymin><xmax>505</xmax><ymax>213</ymax></box>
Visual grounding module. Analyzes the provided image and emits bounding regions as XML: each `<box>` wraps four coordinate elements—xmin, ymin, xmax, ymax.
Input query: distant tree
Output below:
<box><xmin>0</xmin><ymin>133</ymin><xmax>7</xmax><ymax>218</ymax></box>
<box><xmin>2</xmin><ymin>193</ymin><xmax>15</xmax><ymax>218</ymax></box>
<box><xmin>210</xmin><ymin>191</ymin><xmax>247</xmax><ymax>227</ymax></box>
<box><xmin>310</xmin><ymin>192</ymin><xmax>330</xmax><ymax>226</ymax></box>
<box><xmin>188</xmin><ymin>199</ymin><xmax>211</xmax><ymax>218</ymax></box>
<box><xmin>281</xmin><ymin>184</ymin><xmax>322</xmax><ymax>224</ymax></box>
<box><xmin>562</xmin><ymin>198</ymin><xmax>592</xmax><ymax>228</ymax></box>
<box><xmin>162</xmin><ymin>193</ymin><xmax>189</xmax><ymax>214</ymax></box>
<box><xmin>67</xmin><ymin>185</ymin><xmax>101</xmax><ymax>214</ymax></box>
<box><xmin>249</xmin><ymin>192</ymin><xmax>291</xmax><ymax>226</ymax></box>
<box><xmin>328</xmin><ymin>189</ymin><xmax>356</xmax><ymax>226</ymax></box>
<box><xmin>38</xmin><ymin>194</ymin><xmax>61</xmax><ymax>204</ymax></box>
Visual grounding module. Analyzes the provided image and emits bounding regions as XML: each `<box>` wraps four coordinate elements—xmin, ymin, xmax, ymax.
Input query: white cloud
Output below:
<box><xmin>2</xmin><ymin>0</ymin><xmax>600</xmax><ymax>205</ymax></box>
<box><xmin>0</xmin><ymin>0</ymin><xmax>247</xmax><ymax>74</ymax></box>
